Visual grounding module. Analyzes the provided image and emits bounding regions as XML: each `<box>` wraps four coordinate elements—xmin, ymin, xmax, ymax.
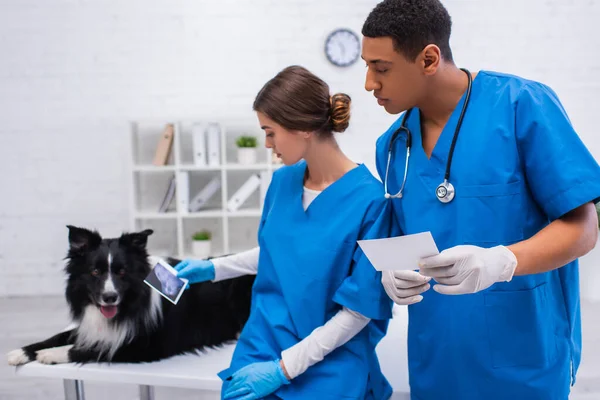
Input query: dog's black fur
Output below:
<box><xmin>7</xmin><ymin>225</ymin><xmax>255</xmax><ymax>365</ymax></box>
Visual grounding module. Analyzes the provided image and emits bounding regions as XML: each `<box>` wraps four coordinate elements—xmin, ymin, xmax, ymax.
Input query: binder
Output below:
<box><xmin>176</xmin><ymin>171</ymin><xmax>190</xmax><ymax>214</ymax></box>
<box><xmin>206</xmin><ymin>123</ymin><xmax>221</xmax><ymax>167</ymax></box>
<box><xmin>158</xmin><ymin>174</ymin><xmax>177</xmax><ymax>213</ymax></box>
<box><xmin>189</xmin><ymin>177</ymin><xmax>221</xmax><ymax>212</ymax></box>
<box><xmin>192</xmin><ymin>124</ymin><xmax>207</xmax><ymax>166</ymax></box>
<box><xmin>152</xmin><ymin>124</ymin><xmax>174</xmax><ymax>165</ymax></box>
<box><xmin>227</xmin><ymin>174</ymin><xmax>261</xmax><ymax>212</ymax></box>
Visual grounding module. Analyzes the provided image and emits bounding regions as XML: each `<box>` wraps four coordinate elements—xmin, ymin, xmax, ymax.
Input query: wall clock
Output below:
<box><xmin>324</xmin><ymin>28</ymin><xmax>361</xmax><ymax>67</ymax></box>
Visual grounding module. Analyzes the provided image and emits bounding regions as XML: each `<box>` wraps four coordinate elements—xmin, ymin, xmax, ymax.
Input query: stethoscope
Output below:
<box><xmin>383</xmin><ymin>68</ymin><xmax>473</xmax><ymax>204</ymax></box>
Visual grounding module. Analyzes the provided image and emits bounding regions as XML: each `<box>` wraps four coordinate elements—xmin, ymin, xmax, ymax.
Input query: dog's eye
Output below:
<box><xmin>118</xmin><ymin>269</ymin><xmax>126</xmax><ymax>276</ymax></box>
<box><xmin>91</xmin><ymin>269</ymin><xmax>100</xmax><ymax>277</ymax></box>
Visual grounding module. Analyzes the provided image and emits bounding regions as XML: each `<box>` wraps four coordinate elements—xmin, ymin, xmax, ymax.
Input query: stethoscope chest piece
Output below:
<box><xmin>436</xmin><ymin>180</ymin><xmax>455</xmax><ymax>203</ymax></box>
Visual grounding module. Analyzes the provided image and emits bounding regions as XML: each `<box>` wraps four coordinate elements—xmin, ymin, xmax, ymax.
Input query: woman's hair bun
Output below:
<box><xmin>330</xmin><ymin>93</ymin><xmax>351</xmax><ymax>133</ymax></box>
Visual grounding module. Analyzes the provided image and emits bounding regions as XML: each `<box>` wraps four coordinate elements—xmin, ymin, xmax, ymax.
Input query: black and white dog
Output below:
<box><xmin>7</xmin><ymin>225</ymin><xmax>254</xmax><ymax>366</ymax></box>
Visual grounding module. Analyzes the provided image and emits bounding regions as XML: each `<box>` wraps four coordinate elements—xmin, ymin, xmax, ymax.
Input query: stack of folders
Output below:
<box><xmin>192</xmin><ymin>122</ymin><xmax>221</xmax><ymax>166</ymax></box>
<box><xmin>227</xmin><ymin>172</ymin><xmax>271</xmax><ymax>212</ymax></box>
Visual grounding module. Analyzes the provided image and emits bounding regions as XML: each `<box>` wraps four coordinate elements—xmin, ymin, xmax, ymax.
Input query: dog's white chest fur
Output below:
<box><xmin>74</xmin><ymin>291</ymin><xmax>162</xmax><ymax>360</ymax></box>
<box><xmin>75</xmin><ymin>306</ymin><xmax>134</xmax><ymax>359</ymax></box>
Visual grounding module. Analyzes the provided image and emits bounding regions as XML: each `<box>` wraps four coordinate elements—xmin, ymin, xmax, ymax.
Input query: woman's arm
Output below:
<box><xmin>280</xmin><ymin>307</ymin><xmax>370</xmax><ymax>379</ymax></box>
<box><xmin>212</xmin><ymin>246</ymin><xmax>260</xmax><ymax>281</ymax></box>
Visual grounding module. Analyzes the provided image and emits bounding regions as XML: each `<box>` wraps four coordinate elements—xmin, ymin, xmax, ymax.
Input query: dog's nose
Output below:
<box><xmin>102</xmin><ymin>292</ymin><xmax>119</xmax><ymax>304</ymax></box>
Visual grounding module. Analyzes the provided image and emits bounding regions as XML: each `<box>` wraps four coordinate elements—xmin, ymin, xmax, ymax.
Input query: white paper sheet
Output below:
<box><xmin>357</xmin><ymin>231</ymin><xmax>440</xmax><ymax>271</ymax></box>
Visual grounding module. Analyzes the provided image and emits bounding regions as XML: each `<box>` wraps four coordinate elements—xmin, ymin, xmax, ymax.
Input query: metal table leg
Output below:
<box><xmin>139</xmin><ymin>385</ymin><xmax>155</xmax><ymax>400</ymax></box>
<box><xmin>63</xmin><ymin>379</ymin><xmax>86</xmax><ymax>400</ymax></box>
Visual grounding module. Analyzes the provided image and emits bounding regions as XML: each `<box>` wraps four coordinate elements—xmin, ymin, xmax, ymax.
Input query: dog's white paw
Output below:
<box><xmin>7</xmin><ymin>349</ymin><xmax>31</xmax><ymax>366</ymax></box>
<box><xmin>36</xmin><ymin>345</ymin><xmax>73</xmax><ymax>365</ymax></box>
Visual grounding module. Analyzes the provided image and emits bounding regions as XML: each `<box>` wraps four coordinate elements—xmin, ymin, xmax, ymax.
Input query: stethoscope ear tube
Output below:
<box><xmin>383</xmin><ymin>68</ymin><xmax>472</xmax><ymax>203</ymax></box>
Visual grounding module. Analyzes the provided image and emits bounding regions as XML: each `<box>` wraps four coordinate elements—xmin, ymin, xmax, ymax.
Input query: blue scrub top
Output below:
<box><xmin>219</xmin><ymin>161</ymin><xmax>395</xmax><ymax>400</ymax></box>
<box><xmin>375</xmin><ymin>70</ymin><xmax>600</xmax><ymax>400</ymax></box>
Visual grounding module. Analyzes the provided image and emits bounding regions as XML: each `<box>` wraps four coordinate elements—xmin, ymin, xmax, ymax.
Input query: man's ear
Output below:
<box><xmin>420</xmin><ymin>44</ymin><xmax>441</xmax><ymax>75</ymax></box>
<box><xmin>66</xmin><ymin>225</ymin><xmax>102</xmax><ymax>252</ymax></box>
<box><xmin>119</xmin><ymin>229</ymin><xmax>154</xmax><ymax>249</ymax></box>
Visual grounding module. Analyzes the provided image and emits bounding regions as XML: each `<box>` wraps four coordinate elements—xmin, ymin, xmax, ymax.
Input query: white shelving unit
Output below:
<box><xmin>128</xmin><ymin>120</ymin><xmax>281</xmax><ymax>259</ymax></box>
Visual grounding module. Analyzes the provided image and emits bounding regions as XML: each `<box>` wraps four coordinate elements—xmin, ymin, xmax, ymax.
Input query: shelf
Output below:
<box><xmin>178</xmin><ymin>246</ymin><xmax>256</xmax><ymax>259</ymax></box>
<box><xmin>182</xmin><ymin>210</ymin><xmax>224</xmax><ymax>218</ymax></box>
<box><xmin>225</xmin><ymin>163</ymin><xmax>272</xmax><ymax>171</ymax></box>
<box><xmin>179</xmin><ymin>163</ymin><xmax>275</xmax><ymax>171</ymax></box>
<box><xmin>227</xmin><ymin>209</ymin><xmax>262</xmax><ymax>217</ymax></box>
<box><xmin>180</xmin><ymin>209</ymin><xmax>262</xmax><ymax>218</ymax></box>
<box><xmin>133</xmin><ymin>165</ymin><xmax>176</xmax><ymax>172</ymax></box>
<box><xmin>134</xmin><ymin>163</ymin><xmax>280</xmax><ymax>172</ymax></box>
<box><xmin>134</xmin><ymin>211</ymin><xmax>178</xmax><ymax>219</ymax></box>
<box><xmin>178</xmin><ymin>164</ymin><xmax>222</xmax><ymax>171</ymax></box>
<box><xmin>130</xmin><ymin>121</ymin><xmax>273</xmax><ymax>257</ymax></box>
<box><xmin>145</xmin><ymin>163</ymin><xmax>276</xmax><ymax>172</ymax></box>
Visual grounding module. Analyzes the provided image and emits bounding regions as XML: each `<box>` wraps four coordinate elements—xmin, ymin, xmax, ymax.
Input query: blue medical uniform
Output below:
<box><xmin>375</xmin><ymin>70</ymin><xmax>600</xmax><ymax>400</ymax></box>
<box><xmin>218</xmin><ymin>161</ymin><xmax>394</xmax><ymax>399</ymax></box>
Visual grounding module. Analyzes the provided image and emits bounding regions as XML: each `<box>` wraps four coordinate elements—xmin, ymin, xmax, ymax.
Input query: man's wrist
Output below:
<box><xmin>279</xmin><ymin>359</ymin><xmax>292</xmax><ymax>382</ymax></box>
<box><xmin>498</xmin><ymin>245</ymin><xmax>518</xmax><ymax>281</ymax></box>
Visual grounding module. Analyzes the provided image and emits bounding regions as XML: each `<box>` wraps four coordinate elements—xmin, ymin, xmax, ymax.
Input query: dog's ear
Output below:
<box><xmin>66</xmin><ymin>225</ymin><xmax>102</xmax><ymax>252</ymax></box>
<box><xmin>119</xmin><ymin>229</ymin><xmax>154</xmax><ymax>249</ymax></box>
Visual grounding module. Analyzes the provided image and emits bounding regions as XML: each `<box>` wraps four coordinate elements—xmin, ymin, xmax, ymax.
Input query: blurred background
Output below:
<box><xmin>1</xmin><ymin>0</ymin><xmax>599</xmax><ymax>399</ymax></box>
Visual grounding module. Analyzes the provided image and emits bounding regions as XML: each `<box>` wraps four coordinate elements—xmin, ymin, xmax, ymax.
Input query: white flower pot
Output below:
<box><xmin>191</xmin><ymin>240</ymin><xmax>211</xmax><ymax>259</ymax></box>
<box><xmin>237</xmin><ymin>148</ymin><xmax>257</xmax><ymax>165</ymax></box>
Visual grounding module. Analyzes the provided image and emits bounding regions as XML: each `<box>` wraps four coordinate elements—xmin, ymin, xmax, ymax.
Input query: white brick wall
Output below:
<box><xmin>1</xmin><ymin>0</ymin><xmax>598</xmax><ymax>297</ymax></box>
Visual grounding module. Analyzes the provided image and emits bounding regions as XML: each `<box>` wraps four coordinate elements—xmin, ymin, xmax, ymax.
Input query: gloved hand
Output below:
<box><xmin>381</xmin><ymin>270</ymin><xmax>431</xmax><ymax>305</ymax></box>
<box><xmin>222</xmin><ymin>360</ymin><xmax>290</xmax><ymax>400</ymax></box>
<box><xmin>418</xmin><ymin>245</ymin><xmax>518</xmax><ymax>295</ymax></box>
<box><xmin>174</xmin><ymin>259</ymin><xmax>215</xmax><ymax>287</ymax></box>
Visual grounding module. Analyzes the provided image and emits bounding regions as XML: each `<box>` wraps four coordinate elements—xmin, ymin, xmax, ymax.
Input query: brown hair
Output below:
<box><xmin>253</xmin><ymin>66</ymin><xmax>351</xmax><ymax>137</ymax></box>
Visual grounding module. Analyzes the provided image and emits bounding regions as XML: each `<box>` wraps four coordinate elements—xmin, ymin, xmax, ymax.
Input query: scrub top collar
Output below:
<box><xmin>293</xmin><ymin>161</ymin><xmax>367</xmax><ymax>216</ymax></box>
<box><xmin>409</xmin><ymin>73</ymin><xmax>483</xmax><ymax>177</ymax></box>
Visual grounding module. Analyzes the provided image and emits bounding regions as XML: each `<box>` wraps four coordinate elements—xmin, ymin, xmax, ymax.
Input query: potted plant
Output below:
<box><xmin>236</xmin><ymin>135</ymin><xmax>258</xmax><ymax>165</ymax></box>
<box><xmin>191</xmin><ymin>230</ymin><xmax>212</xmax><ymax>259</ymax></box>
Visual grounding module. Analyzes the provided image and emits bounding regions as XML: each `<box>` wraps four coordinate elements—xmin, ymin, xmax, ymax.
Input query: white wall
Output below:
<box><xmin>1</xmin><ymin>0</ymin><xmax>598</xmax><ymax>297</ymax></box>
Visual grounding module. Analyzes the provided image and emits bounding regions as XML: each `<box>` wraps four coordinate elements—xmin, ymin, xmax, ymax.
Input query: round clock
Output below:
<box><xmin>324</xmin><ymin>28</ymin><xmax>361</xmax><ymax>67</ymax></box>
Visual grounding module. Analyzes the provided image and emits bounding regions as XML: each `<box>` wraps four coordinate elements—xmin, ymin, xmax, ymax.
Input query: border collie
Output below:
<box><xmin>7</xmin><ymin>225</ymin><xmax>254</xmax><ymax>366</ymax></box>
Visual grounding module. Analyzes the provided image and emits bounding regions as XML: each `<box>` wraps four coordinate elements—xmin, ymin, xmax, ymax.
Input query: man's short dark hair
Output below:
<box><xmin>362</xmin><ymin>0</ymin><xmax>453</xmax><ymax>62</ymax></box>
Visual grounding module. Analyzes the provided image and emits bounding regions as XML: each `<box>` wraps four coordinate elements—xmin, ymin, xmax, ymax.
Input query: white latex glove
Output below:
<box><xmin>418</xmin><ymin>245</ymin><xmax>518</xmax><ymax>295</ymax></box>
<box><xmin>381</xmin><ymin>270</ymin><xmax>432</xmax><ymax>305</ymax></box>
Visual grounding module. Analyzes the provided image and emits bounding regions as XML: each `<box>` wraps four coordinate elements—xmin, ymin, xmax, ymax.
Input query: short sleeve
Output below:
<box><xmin>332</xmin><ymin>199</ymin><xmax>397</xmax><ymax>320</ymax></box>
<box><xmin>516</xmin><ymin>82</ymin><xmax>600</xmax><ymax>220</ymax></box>
<box><xmin>257</xmin><ymin>169</ymin><xmax>281</xmax><ymax>240</ymax></box>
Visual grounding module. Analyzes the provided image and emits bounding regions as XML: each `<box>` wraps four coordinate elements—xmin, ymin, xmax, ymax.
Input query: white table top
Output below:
<box><xmin>13</xmin><ymin>307</ymin><xmax>411</xmax><ymax>398</ymax></box>
<box><xmin>15</xmin><ymin>343</ymin><xmax>236</xmax><ymax>391</ymax></box>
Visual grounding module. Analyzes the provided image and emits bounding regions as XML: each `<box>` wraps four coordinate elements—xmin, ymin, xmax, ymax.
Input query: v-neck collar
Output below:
<box><xmin>410</xmin><ymin>73</ymin><xmax>479</xmax><ymax>178</ymax></box>
<box><xmin>293</xmin><ymin>161</ymin><xmax>363</xmax><ymax>216</ymax></box>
